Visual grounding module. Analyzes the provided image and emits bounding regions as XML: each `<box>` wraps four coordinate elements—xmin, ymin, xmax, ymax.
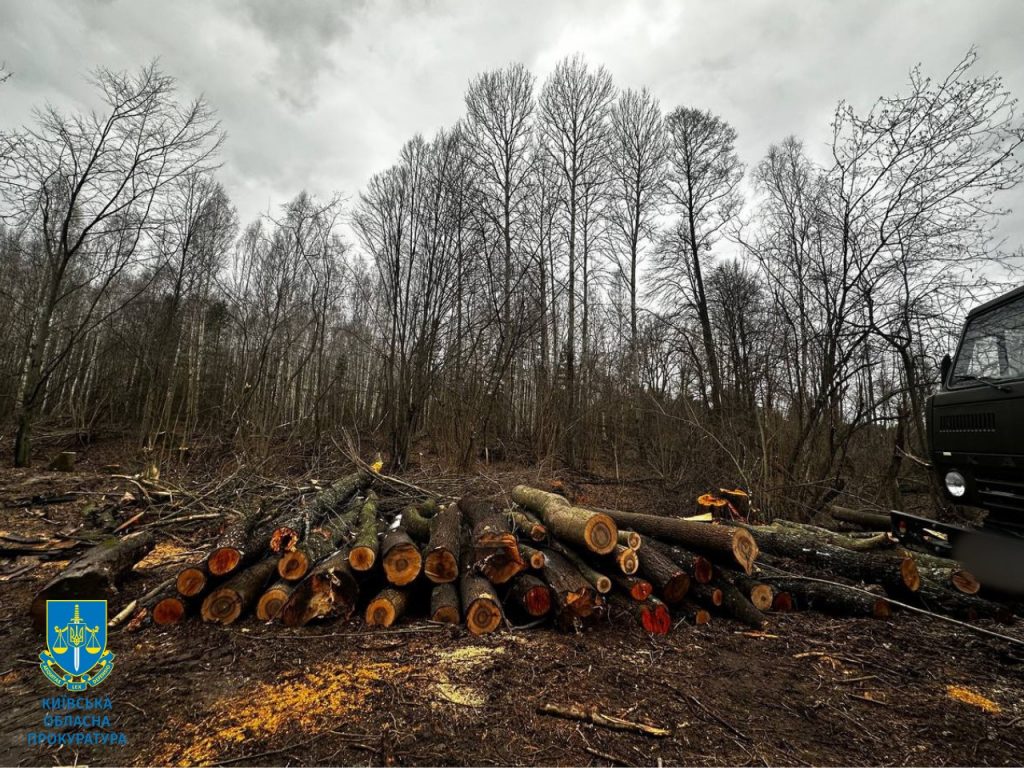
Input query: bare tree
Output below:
<box><xmin>656</xmin><ymin>107</ymin><xmax>743</xmax><ymax>412</ymax></box>
<box><xmin>0</xmin><ymin>63</ymin><xmax>222</xmax><ymax>465</ymax></box>
<box><xmin>538</xmin><ymin>54</ymin><xmax>615</xmax><ymax>462</ymax></box>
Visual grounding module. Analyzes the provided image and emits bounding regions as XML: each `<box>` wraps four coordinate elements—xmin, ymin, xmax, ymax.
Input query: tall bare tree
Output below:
<box><xmin>0</xmin><ymin>63</ymin><xmax>222</xmax><ymax>465</ymax></box>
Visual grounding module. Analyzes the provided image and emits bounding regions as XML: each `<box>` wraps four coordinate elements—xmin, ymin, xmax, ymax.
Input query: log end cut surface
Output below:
<box><xmin>152</xmin><ymin>597</ymin><xmax>186</xmax><ymax>626</ymax></box>
<box><xmin>207</xmin><ymin>547</ymin><xmax>243</xmax><ymax>577</ymax></box>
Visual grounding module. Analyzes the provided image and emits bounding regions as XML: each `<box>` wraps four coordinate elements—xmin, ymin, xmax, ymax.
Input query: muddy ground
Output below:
<box><xmin>1</xmin><ymin>455</ymin><xmax>1023</xmax><ymax>767</ymax></box>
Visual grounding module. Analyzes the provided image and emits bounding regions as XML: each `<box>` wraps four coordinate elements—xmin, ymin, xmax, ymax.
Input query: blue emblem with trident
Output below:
<box><xmin>40</xmin><ymin>601</ymin><xmax>115</xmax><ymax>691</ymax></box>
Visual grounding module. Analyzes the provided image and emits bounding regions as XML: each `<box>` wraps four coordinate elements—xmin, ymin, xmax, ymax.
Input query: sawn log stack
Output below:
<box><xmin>33</xmin><ymin>472</ymin><xmax>1018</xmax><ymax>639</ymax></box>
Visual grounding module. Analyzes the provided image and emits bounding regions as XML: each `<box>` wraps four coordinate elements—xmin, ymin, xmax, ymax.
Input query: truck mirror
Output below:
<box><xmin>940</xmin><ymin>353</ymin><xmax>952</xmax><ymax>387</ymax></box>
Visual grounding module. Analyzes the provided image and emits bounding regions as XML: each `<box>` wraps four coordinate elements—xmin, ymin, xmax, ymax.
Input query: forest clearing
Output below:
<box><xmin>1</xmin><ymin>446</ymin><xmax>1023</xmax><ymax>766</ymax></box>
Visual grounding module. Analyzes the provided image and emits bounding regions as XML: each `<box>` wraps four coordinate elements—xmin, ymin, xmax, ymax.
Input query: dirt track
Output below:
<box><xmin>2</xmin><ymin>465</ymin><xmax>1023</xmax><ymax>766</ymax></box>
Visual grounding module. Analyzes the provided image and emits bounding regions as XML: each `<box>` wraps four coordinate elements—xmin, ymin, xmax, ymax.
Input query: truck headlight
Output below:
<box><xmin>945</xmin><ymin>471</ymin><xmax>966</xmax><ymax>498</ymax></box>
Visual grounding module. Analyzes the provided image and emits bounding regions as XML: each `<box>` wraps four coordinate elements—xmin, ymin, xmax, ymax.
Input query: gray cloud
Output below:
<box><xmin>1</xmin><ymin>0</ymin><xmax>1023</xmax><ymax>252</ymax></box>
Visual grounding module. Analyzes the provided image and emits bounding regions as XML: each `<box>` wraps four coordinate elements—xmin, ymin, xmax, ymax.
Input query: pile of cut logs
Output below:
<box><xmin>29</xmin><ymin>471</ymin><xmax>1019</xmax><ymax>637</ymax></box>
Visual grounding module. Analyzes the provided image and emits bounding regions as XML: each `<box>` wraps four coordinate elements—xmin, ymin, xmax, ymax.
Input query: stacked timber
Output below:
<box><xmin>35</xmin><ymin>475</ymin><xmax>1017</xmax><ymax>639</ymax></box>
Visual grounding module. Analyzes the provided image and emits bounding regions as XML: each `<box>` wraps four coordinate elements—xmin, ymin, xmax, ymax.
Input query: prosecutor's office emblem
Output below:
<box><xmin>40</xmin><ymin>601</ymin><xmax>115</xmax><ymax>691</ymax></box>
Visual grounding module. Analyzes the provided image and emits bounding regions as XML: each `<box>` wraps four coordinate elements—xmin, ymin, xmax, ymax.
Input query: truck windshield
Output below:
<box><xmin>951</xmin><ymin>293</ymin><xmax>1024</xmax><ymax>387</ymax></box>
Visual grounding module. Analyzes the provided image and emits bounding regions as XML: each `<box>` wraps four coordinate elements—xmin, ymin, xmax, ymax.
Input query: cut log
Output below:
<box><xmin>349</xmin><ymin>492</ymin><xmax>381</xmax><ymax>571</ymax></box>
<box><xmin>509</xmin><ymin>573</ymin><xmax>553</xmax><ymax>618</ymax></box>
<box><xmin>828</xmin><ymin>505</ymin><xmax>891</xmax><ymax>530</ymax></box>
<box><xmin>509</xmin><ymin>509</ymin><xmax>547</xmax><ymax>541</ymax></box>
<box><xmin>689</xmin><ymin>582</ymin><xmax>724</xmax><ymax>609</ymax></box>
<box><xmin>278</xmin><ymin>499</ymin><xmax>359</xmax><ymax>582</ymax></box>
<box><xmin>540</xmin><ymin>548</ymin><xmax>598</xmax><ymax>626</ymax></box>
<box><xmin>424</xmin><ymin>502</ymin><xmax>461</xmax><ymax>583</ymax></box>
<box><xmin>713</xmin><ymin>575</ymin><xmax>767</xmax><ymax>629</ymax></box>
<box><xmin>279</xmin><ymin>548</ymin><xmax>359</xmax><ymax>627</ymax></box>
<box><xmin>726</xmin><ymin>572</ymin><xmax>774</xmax><ymax>612</ymax></box>
<box><xmin>201</xmin><ymin>558</ymin><xmax>278</xmax><ymax>625</ymax></box>
<box><xmin>400</xmin><ymin>504</ymin><xmax>433</xmax><ymax>542</ymax></box>
<box><xmin>772</xmin><ymin>520</ymin><xmax>894</xmax><ymax>552</ymax></box>
<box><xmin>915</xmin><ymin>580</ymin><xmax>1013</xmax><ymax>623</ymax></box>
<box><xmin>678</xmin><ymin>599</ymin><xmax>711</xmax><ymax>625</ymax></box>
<box><xmin>459</xmin><ymin>497</ymin><xmax>525</xmax><ymax>584</ymax></box>
<box><xmin>511</xmin><ymin>486</ymin><xmax>617</xmax><ymax>555</ymax></box>
<box><xmin>269</xmin><ymin>470</ymin><xmax>370</xmax><ymax>554</ymax></box>
<box><xmin>919</xmin><ymin>565</ymin><xmax>981</xmax><ymax>596</ymax></box>
<box><xmin>761</xmin><ymin>577</ymin><xmax>891</xmax><ymax>619</ymax></box>
<box><xmin>459</xmin><ymin>569</ymin><xmax>503</xmax><ymax>635</ymax></box>
<box><xmin>381</xmin><ymin>527</ymin><xmax>422</xmax><ymax>586</ymax></box>
<box><xmin>175</xmin><ymin>561</ymin><xmax>212</xmax><ymax>598</ymax></box>
<box><xmin>583</xmin><ymin>503</ymin><xmax>758</xmax><ymax>573</ymax></box>
<box><xmin>430</xmin><ymin>582</ymin><xmax>461</xmax><ymax>624</ymax></box>
<box><xmin>519</xmin><ymin>543</ymin><xmax>547</xmax><ymax>570</ymax></box>
<box><xmin>611</xmin><ymin>573</ymin><xmax>653</xmax><ymax>601</ymax></box>
<box><xmin>256</xmin><ymin>579</ymin><xmax>295</xmax><ymax>621</ymax></box>
<box><xmin>654</xmin><ymin>543</ymin><xmax>714</xmax><ymax>584</ymax></box>
<box><xmin>637</xmin><ymin>546</ymin><xmax>690</xmax><ymax>604</ymax></box>
<box><xmin>152</xmin><ymin>596</ymin><xmax>188</xmax><ymax>627</ymax></box>
<box><xmin>610</xmin><ymin>593</ymin><xmax>671</xmax><ymax>635</ymax></box>
<box><xmin>618</xmin><ymin>530</ymin><xmax>642</xmax><ymax>550</ymax></box>
<box><xmin>613</xmin><ymin>545</ymin><xmax>639</xmax><ymax>575</ymax></box>
<box><xmin>560</xmin><ymin>546</ymin><xmax>612</xmax><ymax>594</ymax></box>
<box><xmin>207</xmin><ymin>511</ymin><xmax>267</xmax><ymax>577</ymax></box>
<box><xmin>365</xmin><ymin>587</ymin><xmax>409</xmax><ymax>627</ymax></box>
<box><xmin>740</xmin><ymin>524</ymin><xmax>919</xmax><ymax>594</ymax></box>
<box><xmin>30</xmin><ymin>531</ymin><xmax>156</xmax><ymax>632</ymax></box>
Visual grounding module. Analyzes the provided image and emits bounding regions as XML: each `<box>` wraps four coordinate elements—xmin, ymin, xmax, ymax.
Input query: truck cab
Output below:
<box><xmin>928</xmin><ymin>285</ymin><xmax>1024</xmax><ymax>532</ymax></box>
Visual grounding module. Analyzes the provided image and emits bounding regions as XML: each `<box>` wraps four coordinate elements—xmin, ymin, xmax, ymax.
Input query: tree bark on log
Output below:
<box><xmin>828</xmin><ymin>505</ymin><xmax>891</xmax><ymax>530</ymax></box>
<box><xmin>256</xmin><ymin>579</ymin><xmax>295</xmax><ymax>621</ymax></box>
<box><xmin>458</xmin><ymin>497</ymin><xmax>525</xmax><ymax>584</ymax></box>
<box><xmin>509</xmin><ymin>573</ymin><xmax>553</xmax><ymax>618</ymax></box>
<box><xmin>459</xmin><ymin>568</ymin><xmax>503</xmax><ymax>635</ymax></box>
<box><xmin>511</xmin><ymin>486</ymin><xmax>617</xmax><ymax>555</ymax></box>
<box><xmin>509</xmin><ymin>509</ymin><xmax>547</xmax><ymax>541</ymax></box>
<box><xmin>400</xmin><ymin>504</ymin><xmax>433</xmax><ymax>542</ymax></box>
<box><xmin>207</xmin><ymin>511</ymin><xmax>268</xmax><ymax>577</ymax></box>
<box><xmin>540</xmin><ymin>548</ymin><xmax>598</xmax><ymax>625</ymax></box>
<box><xmin>611</xmin><ymin>573</ymin><xmax>653</xmax><ymax>601</ymax></box>
<box><xmin>381</xmin><ymin>527</ymin><xmax>422</xmax><ymax>586</ymax></box>
<box><xmin>651</xmin><ymin>542</ymin><xmax>713</xmax><ymax>584</ymax></box>
<box><xmin>424</xmin><ymin>502</ymin><xmax>461</xmax><ymax>583</ymax></box>
<box><xmin>726</xmin><ymin>572</ymin><xmax>774</xmax><ymax>612</ymax></box>
<box><xmin>637</xmin><ymin>546</ymin><xmax>690</xmax><ymax>604</ymax></box>
<box><xmin>761</xmin><ymin>577</ymin><xmax>891</xmax><ymax>618</ymax></box>
<box><xmin>349</xmin><ymin>492</ymin><xmax>381</xmax><ymax>571</ymax></box>
<box><xmin>584</xmin><ymin>503</ymin><xmax>758</xmax><ymax>573</ymax></box>
<box><xmin>773</xmin><ymin>520</ymin><xmax>893</xmax><ymax>552</ymax></box>
<box><xmin>712</xmin><ymin>575</ymin><xmax>767</xmax><ymax>628</ymax></box>
<box><xmin>278</xmin><ymin>503</ymin><xmax>357</xmax><ymax>582</ymax></box>
<box><xmin>201</xmin><ymin>557</ymin><xmax>278</xmax><ymax>625</ymax></box>
<box><xmin>689</xmin><ymin>583</ymin><xmax>723</xmax><ymax>609</ymax></box>
<box><xmin>678</xmin><ymin>599</ymin><xmax>711</xmax><ymax>625</ymax></box>
<box><xmin>430</xmin><ymin>582</ymin><xmax>460</xmax><ymax>624</ymax></box>
<box><xmin>30</xmin><ymin>531</ymin><xmax>155</xmax><ymax>632</ymax></box>
<box><xmin>365</xmin><ymin>587</ymin><xmax>409</xmax><ymax>627</ymax></box>
<box><xmin>269</xmin><ymin>470</ymin><xmax>369</xmax><ymax>554</ymax></box>
<box><xmin>915</xmin><ymin>580</ymin><xmax>1013</xmax><ymax>623</ymax></box>
<box><xmin>740</xmin><ymin>524</ymin><xmax>919</xmax><ymax>593</ymax></box>
<box><xmin>918</xmin><ymin>565</ymin><xmax>981</xmax><ymax>595</ymax></box>
<box><xmin>280</xmin><ymin>547</ymin><xmax>359</xmax><ymax>627</ymax></box>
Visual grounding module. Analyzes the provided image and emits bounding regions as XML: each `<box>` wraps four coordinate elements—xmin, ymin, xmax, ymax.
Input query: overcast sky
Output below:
<box><xmin>2</xmin><ymin>0</ymin><xmax>1024</xmax><ymax>253</ymax></box>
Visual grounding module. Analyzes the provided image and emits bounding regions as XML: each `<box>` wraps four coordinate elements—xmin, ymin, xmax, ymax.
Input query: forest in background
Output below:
<box><xmin>0</xmin><ymin>50</ymin><xmax>1022</xmax><ymax>518</ymax></box>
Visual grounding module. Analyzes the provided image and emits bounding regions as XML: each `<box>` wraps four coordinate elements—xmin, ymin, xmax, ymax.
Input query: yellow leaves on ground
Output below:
<box><xmin>148</xmin><ymin>660</ymin><xmax>410</xmax><ymax>766</ymax></box>
<box><xmin>946</xmin><ymin>684</ymin><xmax>1002</xmax><ymax>714</ymax></box>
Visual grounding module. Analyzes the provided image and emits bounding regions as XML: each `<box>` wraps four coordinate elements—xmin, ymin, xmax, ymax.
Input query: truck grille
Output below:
<box><xmin>976</xmin><ymin>474</ymin><xmax>1024</xmax><ymax>514</ymax></box>
<box><xmin>939</xmin><ymin>412</ymin><xmax>996</xmax><ymax>432</ymax></box>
